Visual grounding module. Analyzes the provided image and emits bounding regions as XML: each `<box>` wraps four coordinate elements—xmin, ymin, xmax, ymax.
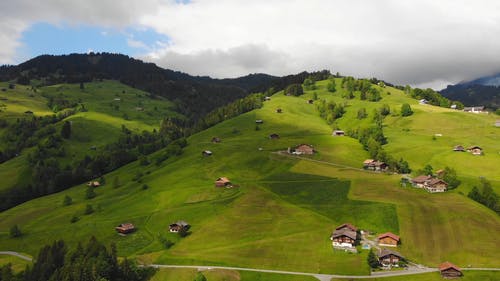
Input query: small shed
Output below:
<box><xmin>439</xmin><ymin>262</ymin><xmax>463</xmax><ymax>278</ymax></box>
<box><xmin>264</xmin><ymin>96</ymin><xmax>271</xmax><ymax>101</ymax></box>
<box><xmin>291</xmin><ymin>144</ymin><xmax>315</xmax><ymax>155</ymax></box>
<box><xmin>307</xmin><ymin>99</ymin><xmax>314</xmax><ymax>104</ymax></box>
<box><xmin>202</xmin><ymin>150</ymin><xmax>212</xmax><ymax>156</ymax></box>
<box><xmin>332</xmin><ymin>130</ymin><xmax>345</xmax><ymax>136</ymax></box>
<box><xmin>24</xmin><ymin>110</ymin><xmax>33</xmax><ymax>114</ymax></box>
<box><xmin>453</xmin><ymin>145</ymin><xmax>465</xmax><ymax>152</ymax></box>
<box><xmin>255</xmin><ymin>119</ymin><xmax>264</xmax><ymax>124</ymax></box>
<box><xmin>115</xmin><ymin>223</ymin><xmax>135</xmax><ymax>234</ymax></box>
<box><xmin>378</xmin><ymin>232</ymin><xmax>400</xmax><ymax>247</ymax></box>
<box><xmin>269</xmin><ymin>133</ymin><xmax>280</xmax><ymax>139</ymax></box>
<box><xmin>169</xmin><ymin>221</ymin><xmax>190</xmax><ymax>233</ymax></box>
<box><xmin>211</xmin><ymin>137</ymin><xmax>221</xmax><ymax>143</ymax></box>
<box><xmin>215</xmin><ymin>177</ymin><xmax>232</xmax><ymax>187</ymax></box>
<box><xmin>467</xmin><ymin>146</ymin><xmax>482</xmax><ymax>155</ymax></box>
<box><xmin>276</xmin><ymin>108</ymin><xmax>282</xmax><ymax>113</ymax></box>
<box><xmin>450</xmin><ymin>104</ymin><xmax>457</xmax><ymax>109</ymax></box>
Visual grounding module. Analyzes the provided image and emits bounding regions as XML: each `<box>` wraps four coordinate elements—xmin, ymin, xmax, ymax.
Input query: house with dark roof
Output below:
<box><xmin>363</xmin><ymin>159</ymin><xmax>388</xmax><ymax>171</ymax></box>
<box><xmin>269</xmin><ymin>133</ymin><xmax>280</xmax><ymax>139</ymax></box>
<box><xmin>439</xmin><ymin>262</ymin><xmax>463</xmax><ymax>278</ymax></box>
<box><xmin>276</xmin><ymin>108</ymin><xmax>282</xmax><ymax>113</ymax></box>
<box><xmin>378</xmin><ymin>232</ymin><xmax>400</xmax><ymax>247</ymax></box>
<box><xmin>169</xmin><ymin>221</ymin><xmax>190</xmax><ymax>233</ymax></box>
<box><xmin>378</xmin><ymin>249</ymin><xmax>404</xmax><ymax>267</ymax></box>
<box><xmin>330</xmin><ymin>223</ymin><xmax>358</xmax><ymax>249</ymax></box>
<box><xmin>115</xmin><ymin>223</ymin><xmax>135</xmax><ymax>234</ymax></box>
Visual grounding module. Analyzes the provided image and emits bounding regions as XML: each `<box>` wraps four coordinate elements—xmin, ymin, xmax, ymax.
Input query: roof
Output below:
<box><xmin>411</xmin><ymin>175</ymin><xmax>432</xmax><ymax>184</ymax></box>
<box><xmin>203</xmin><ymin>150</ymin><xmax>212</xmax><ymax>154</ymax></box>
<box><xmin>468</xmin><ymin>146</ymin><xmax>482</xmax><ymax>150</ymax></box>
<box><xmin>378</xmin><ymin>248</ymin><xmax>404</xmax><ymax>259</ymax></box>
<box><xmin>295</xmin><ymin>144</ymin><xmax>313</xmax><ymax>149</ymax></box>
<box><xmin>115</xmin><ymin>223</ymin><xmax>134</xmax><ymax>230</ymax></box>
<box><xmin>439</xmin><ymin>261</ymin><xmax>461</xmax><ymax>272</ymax></box>
<box><xmin>428</xmin><ymin>178</ymin><xmax>448</xmax><ymax>186</ymax></box>
<box><xmin>216</xmin><ymin>177</ymin><xmax>230</xmax><ymax>183</ymax></box>
<box><xmin>331</xmin><ymin>228</ymin><xmax>357</xmax><ymax>240</ymax></box>
<box><xmin>363</xmin><ymin>159</ymin><xmax>375</xmax><ymax>165</ymax></box>
<box><xmin>335</xmin><ymin>223</ymin><xmax>357</xmax><ymax>232</ymax></box>
<box><xmin>378</xmin><ymin>232</ymin><xmax>400</xmax><ymax>242</ymax></box>
<box><xmin>453</xmin><ymin>145</ymin><xmax>465</xmax><ymax>150</ymax></box>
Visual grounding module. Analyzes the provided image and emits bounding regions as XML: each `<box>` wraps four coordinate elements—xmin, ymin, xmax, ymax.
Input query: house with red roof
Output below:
<box><xmin>439</xmin><ymin>261</ymin><xmax>463</xmax><ymax>278</ymax></box>
<box><xmin>378</xmin><ymin>232</ymin><xmax>400</xmax><ymax>247</ymax></box>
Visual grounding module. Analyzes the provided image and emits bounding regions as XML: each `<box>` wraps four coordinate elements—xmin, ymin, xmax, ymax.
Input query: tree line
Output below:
<box><xmin>0</xmin><ymin>237</ymin><xmax>156</xmax><ymax>281</ymax></box>
<box><xmin>468</xmin><ymin>178</ymin><xmax>499</xmax><ymax>214</ymax></box>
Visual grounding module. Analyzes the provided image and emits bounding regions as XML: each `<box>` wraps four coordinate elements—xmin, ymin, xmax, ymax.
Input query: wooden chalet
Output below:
<box><xmin>87</xmin><ymin>181</ymin><xmax>101</xmax><ymax>187</ymax></box>
<box><xmin>363</xmin><ymin>159</ymin><xmax>388</xmax><ymax>171</ymax></box>
<box><xmin>439</xmin><ymin>262</ymin><xmax>463</xmax><ymax>278</ymax></box>
<box><xmin>115</xmin><ymin>223</ymin><xmax>135</xmax><ymax>234</ymax></box>
<box><xmin>435</xmin><ymin>169</ymin><xmax>445</xmax><ymax>178</ymax></box>
<box><xmin>425</xmin><ymin>178</ymin><xmax>448</xmax><ymax>193</ymax></box>
<box><xmin>276</xmin><ymin>108</ymin><xmax>282</xmax><ymax>113</ymax></box>
<box><xmin>330</xmin><ymin>223</ymin><xmax>358</xmax><ymax>248</ymax></box>
<box><xmin>211</xmin><ymin>137</ymin><xmax>221</xmax><ymax>143</ymax></box>
<box><xmin>269</xmin><ymin>133</ymin><xmax>280</xmax><ymax>139</ymax></box>
<box><xmin>378</xmin><ymin>232</ymin><xmax>400</xmax><ymax>247</ymax></box>
<box><xmin>453</xmin><ymin>145</ymin><xmax>465</xmax><ymax>152</ymax></box>
<box><xmin>169</xmin><ymin>221</ymin><xmax>190</xmax><ymax>233</ymax></box>
<box><xmin>291</xmin><ymin>144</ymin><xmax>315</xmax><ymax>155</ymax></box>
<box><xmin>378</xmin><ymin>249</ymin><xmax>404</xmax><ymax>266</ymax></box>
<box><xmin>332</xmin><ymin>130</ymin><xmax>345</xmax><ymax>136</ymax></box>
<box><xmin>467</xmin><ymin>146</ymin><xmax>482</xmax><ymax>155</ymax></box>
<box><xmin>202</xmin><ymin>150</ymin><xmax>212</xmax><ymax>156</ymax></box>
<box><xmin>215</xmin><ymin>177</ymin><xmax>232</xmax><ymax>187</ymax></box>
<box><xmin>411</xmin><ymin>175</ymin><xmax>432</xmax><ymax>188</ymax></box>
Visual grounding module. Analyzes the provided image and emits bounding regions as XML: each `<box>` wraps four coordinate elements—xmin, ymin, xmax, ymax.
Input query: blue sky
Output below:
<box><xmin>20</xmin><ymin>22</ymin><xmax>169</xmax><ymax>59</ymax></box>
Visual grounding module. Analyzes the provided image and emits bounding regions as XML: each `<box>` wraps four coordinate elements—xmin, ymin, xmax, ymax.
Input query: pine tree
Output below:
<box><xmin>367</xmin><ymin>249</ymin><xmax>379</xmax><ymax>268</ymax></box>
<box><xmin>61</xmin><ymin>121</ymin><xmax>71</xmax><ymax>139</ymax></box>
<box><xmin>63</xmin><ymin>195</ymin><xmax>72</xmax><ymax>206</ymax></box>
<box><xmin>9</xmin><ymin>225</ymin><xmax>22</xmax><ymax>238</ymax></box>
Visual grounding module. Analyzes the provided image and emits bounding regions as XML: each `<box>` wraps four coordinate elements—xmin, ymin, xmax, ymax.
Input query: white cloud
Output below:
<box><xmin>1</xmin><ymin>0</ymin><xmax>500</xmax><ymax>89</ymax></box>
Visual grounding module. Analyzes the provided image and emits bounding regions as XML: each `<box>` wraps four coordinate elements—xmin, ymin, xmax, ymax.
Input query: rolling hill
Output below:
<box><xmin>0</xmin><ymin>77</ymin><xmax>498</xmax><ymax>280</ymax></box>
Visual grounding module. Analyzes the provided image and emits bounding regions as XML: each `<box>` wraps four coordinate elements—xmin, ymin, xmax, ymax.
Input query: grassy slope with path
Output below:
<box><xmin>0</xmin><ymin>79</ymin><xmax>498</xmax><ymax>279</ymax></box>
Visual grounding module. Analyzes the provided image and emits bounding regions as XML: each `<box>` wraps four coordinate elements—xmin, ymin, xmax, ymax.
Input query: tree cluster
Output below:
<box><xmin>468</xmin><ymin>178</ymin><xmax>499</xmax><ymax>214</ymax></box>
<box><xmin>316</xmin><ymin>100</ymin><xmax>345</xmax><ymax>124</ymax></box>
<box><xmin>0</xmin><ymin>237</ymin><xmax>156</xmax><ymax>281</ymax></box>
<box><xmin>341</xmin><ymin>77</ymin><xmax>382</xmax><ymax>102</ymax></box>
<box><xmin>284</xmin><ymin>84</ymin><xmax>304</xmax><ymax>96</ymax></box>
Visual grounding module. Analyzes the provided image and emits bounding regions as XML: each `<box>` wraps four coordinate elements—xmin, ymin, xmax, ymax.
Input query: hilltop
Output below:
<box><xmin>0</xmin><ymin>76</ymin><xmax>498</xmax><ymax>280</ymax></box>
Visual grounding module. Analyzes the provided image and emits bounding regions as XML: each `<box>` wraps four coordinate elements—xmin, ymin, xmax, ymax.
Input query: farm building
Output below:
<box><xmin>467</xmin><ymin>146</ymin><xmax>482</xmax><ymax>155</ymax></box>
<box><xmin>330</xmin><ymin>223</ymin><xmax>358</xmax><ymax>249</ymax></box>
<box><xmin>289</xmin><ymin>144</ymin><xmax>315</xmax><ymax>155</ymax></box>
<box><xmin>463</xmin><ymin>106</ymin><xmax>484</xmax><ymax>113</ymax></box>
<box><xmin>255</xmin><ymin>119</ymin><xmax>263</xmax><ymax>124</ymax></box>
<box><xmin>378</xmin><ymin>232</ymin><xmax>400</xmax><ymax>247</ymax></box>
<box><xmin>332</xmin><ymin>130</ymin><xmax>345</xmax><ymax>136</ymax></box>
<box><xmin>439</xmin><ymin>262</ymin><xmax>463</xmax><ymax>278</ymax></box>
<box><xmin>211</xmin><ymin>137</ymin><xmax>221</xmax><ymax>143</ymax></box>
<box><xmin>202</xmin><ymin>150</ymin><xmax>212</xmax><ymax>156</ymax></box>
<box><xmin>115</xmin><ymin>223</ymin><xmax>135</xmax><ymax>234</ymax></box>
<box><xmin>87</xmin><ymin>181</ymin><xmax>101</xmax><ymax>187</ymax></box>
<box><xmin>363</xmin><ymin>159</ymin><xmax>388</xmax><ymax>171</ymax></box>
<box><xmin>215</xmin><ymin>177</ymin><xmax>232</xmax><ymax>187</ymax></box>
<box><xmin>378</xmin><ymin>249</ymin><xmax>404</xmax><ymax>267</ymax></box>
<box><xmin>453</xmin><ymin>145</ymin><xmax>465</xmax><ymax>152</ymax></box>
<box><xmin>425</xmin><ymin>178</ymin><xmax>448</xmax><ymax>193</ymax></box>
<box><xmin>269</xmin><ymin>133</ymin><xmax>280</xmax><ymax>139</ymax></box>
<box><xmin>169</xmin><ymin>221</ymin><xmax>190</xmax><ymax>233</ymax></box>
<box><xmin>411</xmin><ymin>175</ymin><xmax>432</xmax><ymax>188</ymax></box>
<box><xmin>276</xmin><ymin>108</ymin><xmax>282</xmax><ymax>113</ymax></box>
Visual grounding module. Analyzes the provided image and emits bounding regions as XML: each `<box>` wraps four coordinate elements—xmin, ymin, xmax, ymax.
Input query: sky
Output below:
<box><xmin>1</xmin><ymin>0</ymin><xmax>500</xmax><ymax>90</ymax></box>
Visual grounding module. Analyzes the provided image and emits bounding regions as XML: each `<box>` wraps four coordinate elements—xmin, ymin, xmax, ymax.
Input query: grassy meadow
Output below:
<box><xmin>0</xmin><ymin>79</ymin><xmax>498</xmax><ymax>279</ymax></box>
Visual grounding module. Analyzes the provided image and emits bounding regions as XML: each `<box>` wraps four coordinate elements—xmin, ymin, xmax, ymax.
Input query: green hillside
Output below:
<box><xmin>0</xmin><ymin>78</ymin><xmax>498</xmax><ymax>279</ymax></box>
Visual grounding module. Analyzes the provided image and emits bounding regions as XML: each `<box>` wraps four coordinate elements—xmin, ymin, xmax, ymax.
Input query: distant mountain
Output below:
<box><xmin>0</xmin><ymin>53</ymin><xmax>278</xmax><ymax>120</ymax></box>
<box><xmin>440</xmin><ymin>73</ymin><xmax>500</xmax><ymax>109</ymax></box>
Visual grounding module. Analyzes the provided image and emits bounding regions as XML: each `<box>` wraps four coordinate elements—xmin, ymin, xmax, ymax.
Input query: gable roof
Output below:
<box><xmin>411</xmin><ymin>175</ymin><xmax>432</xmax><ymax>184</ymax></box>
<box><xmin>427</xmin><ymin>178</ymin><xmax>448</xmax><ymax>186</ymax></box>
<box><xmin>115</xmin><ymin>223</ymin><xmax>135</xmax><ymax>231</ymax></box>
<box><xmin>331</xmin><ymin>228</ymin><xmax>357</xmax><ymax>240</ymax></box>
<box><xmin>295</xmin><ymin>144</ymin><xmax>313</xmax><ymax>149</ymax></box>
<box><xmin>335</xmin><ymin>223</ymin><xmax>357</xmax><ymax>232</ymax></box>
<box><xmin>378</xmin><ymin>232</ymin><xmax>400</xmax><ymax>242</ymax></box>
<box><xmin>439</xmin><ymin>261</ymin><xmax>461</xmax><ymax>272</ymax></box>
<box><xmin>468</xmin><ymin>146</ymin><xmax>482</xmax><ymax>150</ymax></box>
<box><xmin>363</xmin><ymin>159</ymin><xmax>375</xmax><ymax>165</ymax></box>
<box><xmin>216</xmin><ymin>177</ymin><xmax>230</xmax><ymax>183</ymax></box>
<box><xmin>378</xmin><ymin>248</ymin><xmax>404</xmax><ymax>259</ymax></box>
